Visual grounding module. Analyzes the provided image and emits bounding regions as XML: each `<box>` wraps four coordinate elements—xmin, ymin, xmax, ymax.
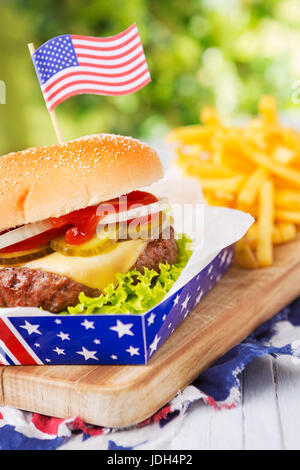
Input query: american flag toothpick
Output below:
<box><xmin>28</xmin><ymin>23</ymin><xmax>151</xmax><ymax>143</ymax></box>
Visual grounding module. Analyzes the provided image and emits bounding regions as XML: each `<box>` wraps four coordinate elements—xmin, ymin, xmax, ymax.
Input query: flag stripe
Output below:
<box><xmin>40</xmin><ymin>56</ymin><xmax>146</xmax><ymax>91</ymax></box>
<box><xmin>0</xmin><ymin>318</ymin><xmax>42</xmax><ymax>364</ymax></box>
<box><xmin>47</xmin><ymin>78</ymin><xmax>151</xmax><ymax>111</ymax></box>
<box><xmin>46</xmin><ymin>72</ymin><xmax>150</xmax><ymax>102</ymax></box>
<box><xmin>78</xmin><ymin>50</ymin><xmax>145</xmax><ymax>69</ymax></box>
<box><xmin>74</xmin><ymin>38</ymin><xmax>141</xmax><ymax>58</ymax></box>
<box><xmin>71</xmin><ymin>23</ymin><xmax>137</xmax><ymax>44</ymax></box>
<box><xmin>0</xmin><ymin>353</ymin><xmax>9</xmax><ymax>365</ymax></box>
<box><xmin>43</xmin><ymin>67</ymin><xmax>149</xmax><ymax>99</ymax></box>
<box><xmin>72</xmin><ymin>33</ymin><xmax>140</xmax><ymax>53</ymax></box>
<box><xmin>0</xmin><ymin>340</ymin><xmax>20</xmax><ymax>365</ymax></box>
<box><xmin>42</xmin><ymin>61</ymin><xmax>147</xmax><ymax>93</ymax></box>
<box><xmin>76</xmin><ymin>45</ymin><xmax>144</xmax><ymax>65</ymax></box>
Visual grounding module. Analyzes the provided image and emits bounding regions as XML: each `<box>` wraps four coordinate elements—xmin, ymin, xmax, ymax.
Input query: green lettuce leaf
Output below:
<box><xmin>65</xmin><ymin>234</ymin><xmax>192</xmax><ymax>315</ymax></box>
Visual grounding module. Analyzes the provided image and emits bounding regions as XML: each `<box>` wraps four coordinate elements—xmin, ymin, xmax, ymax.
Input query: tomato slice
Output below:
<box><xmin>0</xmin><ymin>226</ymin><xmax>70</xmax><ymax>254</ymax></box>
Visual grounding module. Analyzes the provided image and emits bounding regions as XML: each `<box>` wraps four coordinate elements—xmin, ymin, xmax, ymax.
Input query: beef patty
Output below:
<box><xmin>0</xmin><ymin>229</ymin><xmax>178</xmax><ymax>313</ymax></box>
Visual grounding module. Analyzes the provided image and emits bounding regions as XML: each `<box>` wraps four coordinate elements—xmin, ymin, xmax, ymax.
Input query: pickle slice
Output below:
<box><xmin>50</xmin><ymin>233</ymin><xmax>117</xmax><ymax>257</ymax></box>
<box><xmin>0</xmin><ymin>245</ymin><xmax>53</xmax><ymax>266</ymax></box>
<box><xmin>50</xmin><ymin>212</ymin><xmax>171</xmax><ymax>257</ymax></box>
<box><xmin>125</xmin><ymin>212</ymin><xmax>170</xmax><ymax>240</ymax></box>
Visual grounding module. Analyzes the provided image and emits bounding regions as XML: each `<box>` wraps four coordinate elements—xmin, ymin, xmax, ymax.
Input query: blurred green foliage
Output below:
<box><xmin>1</xmin><ymin>0</ymin><xmax>300</xmax><ymax>154</ymax></box>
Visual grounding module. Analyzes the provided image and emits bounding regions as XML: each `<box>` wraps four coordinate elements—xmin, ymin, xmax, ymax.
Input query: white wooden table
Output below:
<box><xmin>60</xmin><ymin>341</ymin><xmax>300</xmax><ymax>450</ymax></box>
<box><xmin>166</xmin><ymin>327</ymin><xmax>300</xmax><ymax>450</ymax></box>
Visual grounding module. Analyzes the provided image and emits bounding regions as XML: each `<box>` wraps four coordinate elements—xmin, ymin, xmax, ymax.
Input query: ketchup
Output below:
<box><xmin>50</xmin><ymin>190</ymin><xmax>158</xmax><ymax>245</ymax></box>
<box><xmin>0</xmin><ymin>191</ymin><xmax>158</xmax><ymax>253</ymax></box>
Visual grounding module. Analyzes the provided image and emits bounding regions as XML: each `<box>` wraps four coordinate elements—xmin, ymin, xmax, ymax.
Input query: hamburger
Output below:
<box><xmin>0</xmin><ymin>134</ymin><xmax>179</xmax><ymax>313</ymax></box>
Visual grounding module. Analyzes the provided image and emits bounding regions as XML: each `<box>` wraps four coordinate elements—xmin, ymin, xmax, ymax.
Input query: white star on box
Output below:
<box><xmin>94</xmin><ymin>339</ymin><xmax>101</xmax><ymax>345</ymax></box>
<box><xmin>181</xmin><ymin>294</ymin><xmax>191</xmax><ymax>312</ymax></box>
<box><xmin>81</xmin><ymin>319</ymin><xmax>95</xmax><ymax>330</ymax></box>
<box><xmin>111</xmin><ymin>355</ymin><xmax>118</xmax><ymax>360</ymax></box>
<box><xmin>53</xmin><ymin>347</ymin><xmax>65</xmax><ymax>356</ymax></box>
<box><xmin>220</xmin><ymin>250</ymin><xmax>227</xmax><ymax>265</ymax></box>
<box><xmin>195</xmin><ymin>291</ymin><xmax>204</xmax><ymax>305</ymax></box>
<box><xmin>54</xmin><ymin>319</ymin><xmax>62</xmax><ymax>325</ymax></box>
<box><xmin>76</xmin><ymin>347</ymin><xmax>98</xmax><ymax>361</ymax></box>
<box><xmin>147</xmin><ymin>313</ymin><xmax>156</xmax><ymax>327</ymax></box>
<box><xmin>149</xmin><ymin>334</ymin><xmax>161</xmax><ymax>356</ymax></box>
<box><xmin>126</xmin><ymin>346</ymin><xmax>140</xmax><ymax>356</ymax></box>
<box><xmin>57</xmin><ymin>331</ymin><xmax>70</xmax><ymax>341</ymax></box>
<box><xmin>20</xmin><ymin>321</ymin><xmax>42</xmax><ymax>336</ymax></box>
<box><xmin>110</xmin><ymin>320</ymin><xmax>134</xmax><ymax>338</ymax></box>
<box><xmin>173</xmin><ymin>294</ymin><xmax>180</xmax><ymax>307</ymax></box>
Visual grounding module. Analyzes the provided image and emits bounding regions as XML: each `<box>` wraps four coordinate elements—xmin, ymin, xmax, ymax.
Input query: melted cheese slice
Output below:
<box><xmin>25</xmin><ymin>239</ymin><xmax>147</xmax><ymax>291</ymax></box>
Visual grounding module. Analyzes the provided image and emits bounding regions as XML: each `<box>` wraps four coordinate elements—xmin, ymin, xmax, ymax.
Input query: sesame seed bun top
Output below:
<box><xmin>0</xmin><ymin>134</ymin><xmax>164</xmax><ymax>231</ymax></box>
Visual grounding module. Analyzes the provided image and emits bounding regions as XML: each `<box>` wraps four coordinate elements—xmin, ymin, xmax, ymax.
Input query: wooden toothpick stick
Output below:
<box><xmin>28</xmin><ymin>42</ymin><xmax>64</xmax><ymax>144</ymax></box>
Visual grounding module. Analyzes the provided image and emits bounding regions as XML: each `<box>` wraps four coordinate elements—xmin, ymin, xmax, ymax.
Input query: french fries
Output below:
<box><xmin>169</xmin><ymin>95</ymin><xmax>300</xmax><ymax>268</ymax></box>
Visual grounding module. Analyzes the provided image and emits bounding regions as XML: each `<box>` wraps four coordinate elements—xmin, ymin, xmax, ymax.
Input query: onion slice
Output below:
<box><xmin>97</xmin><ymin>199</ymin><xmax>168</xmax><ymax>226</ymax></box>
<box><xmin>0</xmin><ymin>220</ymin><xmax>53</xmax><ymax>250</ymax></box>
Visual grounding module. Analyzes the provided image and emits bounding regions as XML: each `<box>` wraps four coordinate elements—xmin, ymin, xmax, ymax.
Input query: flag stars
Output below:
<box><xmin>53</xmin><ymin>347</ymin><xmax>65</xmax><ymax>356</ymax></box>
<box><xmin>149</xmin><ymin>335</ymin><xmax>160</xmax><ymax>356</ymax></box>
<box><xmin>81</xmin><ymin>319</ymin><xmax>95</xmax><ymax>330</ymax></box>
<box><xmin>126</xmin><ymin>346</ymin><xmax>140</xmax><ymax>357</ymax></box>
<box><xmin>57</xmin><ymin>331</ymin><xmax>70</xmax><ymax>341</ymax></box>
<box><xmin>195</xmin><ymin>290</ymin><xmax>204</xmax><ymax>306</ymax></box>
<box><xmin>111</xmin><ymin>355</ymin><xmax>118</xmax><ymax>360</ymax></box>
<box><xmin>220</xmin><ymin>250</ymin><xmax>228</xmax><ymax>265</ymax></box>
<box><xmin>76</xmin><ymin>347</ymin><xmax>98</xmax><ymax>361</ymax></box>
<box><xmin>173</xmin><ymin>294</ymin><xmax>180</xmax><ymax>307</ymax></box>
<box><xmin>93</xmin><ymin>339</ymin><xmax>101</xmax><ymax>345</ymax></box>
<box><xmin>181</xmin><ymin>294</ymin><xmax>191</xmax><ymax>312</ymax></box>
<box><xmin>147</xmin><ymin>313</ymin><xmax>156</xmax><ymax>327</ymax></box>
<box><xmin>20</xmin><ymin>321</ymin><xmax>42</xmax><ymax>336</ymax></box>
<box><xmin>110</xmin><ymin>320</ymin><xmax>134</xmax><ymax>338</ymax></box>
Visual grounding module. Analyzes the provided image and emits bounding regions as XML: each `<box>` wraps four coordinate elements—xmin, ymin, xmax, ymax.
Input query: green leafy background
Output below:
<box><xmin>0</xmin><ymin>0</ymin><xmax>300</xmax><ymax>155</ymax></box>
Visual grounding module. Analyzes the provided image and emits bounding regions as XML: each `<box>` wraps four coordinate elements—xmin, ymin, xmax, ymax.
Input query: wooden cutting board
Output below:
<box><xmin>0</xmin><ymin>235</ymin><xmax>300</xmax><ymax>428</ymax></box>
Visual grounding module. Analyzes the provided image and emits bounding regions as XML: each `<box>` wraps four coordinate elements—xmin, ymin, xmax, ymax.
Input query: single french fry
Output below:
<box><xmin>258</xmin><ymin>95</ymin><xmax>278</xmax><ymax>124</ymax></box>
<box><xmin>167</xmin><ymin>126</ymin><xmax>214</xmax><ymax>145</ymax></box>
<box><xmin>235</xmin><ymin>239</ymin><xmax>259</xmax><ymax>269</ymax></box>
<box><xmin>256</xmin><ymin>180</ymin><xmax>274</xmax><ymax>267</ymax></box>
<box><xmin>236</xmin><ymin>168</ymin><xmax>267</xmax><ymax>210</ymax></box>
<box><xmin>275</xmin><ymin>209</ymin><xmax>300</xmax><ymax>224</ymax></box>
<box><xmin>198</xmin><ymin>174</ymin><xmax>245</xmax><ymax>192</ymax></box>
<box><xmin>245</xmin><ymin>223</ymin><xmax>258</xmax><ymax>248</ymax></box>
<box><xmin>273</xmin><ymin>146</ymin><xmax>297</xmax><ymax>165</ymax></box>
<box><xmin>277</xmin><ymin>222</ymin><xmax>297</xmax><ymax>243</ymax></box>
<box><xmin>245</xmin><ymin>222</ymin><xmax>296</xmax><ymax>247</ymax></box>
<box><xmin>272</xmin><ymin>225</ymin><xmax>282</xmax><ymax>245</ymax></box>
<box><xmin>244</xmin><ymin>148</ymin><xmax>300</xmax><ymax>190</ymax></box>
<box><xmin>274</xmin><ymin>189</ymin><xmax>300</xmax><ymax>210</ymax></box>
<box><xmin>200</xmin><ymin>106</ymin><xmax>221</xmax><ymax>126</ymax></box>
